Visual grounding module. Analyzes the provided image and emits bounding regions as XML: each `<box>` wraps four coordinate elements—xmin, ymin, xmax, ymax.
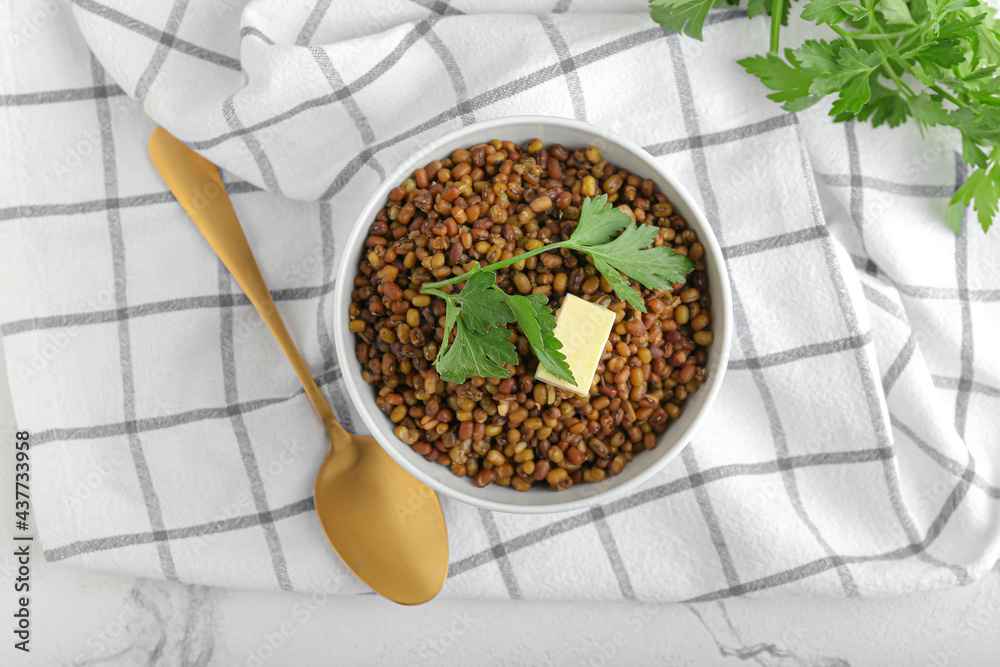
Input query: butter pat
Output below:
<box><xmin>535</xmin><ymin>294</ymin><xmax>616</xmax><ymax>397</ymax></box>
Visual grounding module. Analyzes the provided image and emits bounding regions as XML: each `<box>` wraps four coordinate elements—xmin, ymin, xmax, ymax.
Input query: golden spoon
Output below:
<box><xmin>149</xmin><ymin>127</ymin><xmax>448</xmax><ymax>605</ymax></box>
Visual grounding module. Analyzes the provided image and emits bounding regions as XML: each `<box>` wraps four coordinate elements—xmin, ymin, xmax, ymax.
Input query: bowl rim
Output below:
<box><xmin>333</xmin><ymin>115</ymin><xmax>733</xmax><ymax>514</ymax></box>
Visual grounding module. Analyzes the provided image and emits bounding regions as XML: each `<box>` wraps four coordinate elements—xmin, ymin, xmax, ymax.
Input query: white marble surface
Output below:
<box><xmin>1</xmin><ymin>336</ymin><xmax>998</xmax><ymax>667</ymax></box>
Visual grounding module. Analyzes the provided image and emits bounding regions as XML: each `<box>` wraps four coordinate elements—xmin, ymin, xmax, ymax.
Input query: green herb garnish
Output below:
<box><xmin>420</xmin><ymin>195</ymin><xmax>695</xmax><ymax>384</ymax></box>
<box><xmin>649</xmin><ymin>0</ymin><xmax>1000</xmax><ymax>233</ymax></box>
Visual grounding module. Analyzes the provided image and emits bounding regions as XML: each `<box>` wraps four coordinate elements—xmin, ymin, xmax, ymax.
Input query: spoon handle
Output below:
<box><xmin>149</xmin><ymin>127</ymin><xmax>342</xmax><ymax>436</ymax></box>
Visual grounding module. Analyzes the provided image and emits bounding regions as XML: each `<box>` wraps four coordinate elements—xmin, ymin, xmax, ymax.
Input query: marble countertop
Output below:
<box><xmin>2</xmin><ymin>340</ymin><xmax>997</xmax><ymax>667</ymax></box>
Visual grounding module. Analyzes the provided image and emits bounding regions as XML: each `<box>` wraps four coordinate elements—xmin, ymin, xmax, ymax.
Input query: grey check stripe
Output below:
<box><xmin>240</xmin><ymin>26</ymin><xmax>274</xmax><ymax>45</ymax></box>
<box><xmin>687</xmin><ymin>451</ymin><xmax>973</xmax><ymax>602</ymax></box>
<box><xmin>193</xmin><ymin>14</ymin><xmax>750</xmax><ymax>162</ymax></box>
<box><xmin>953</xmin><ymin>156</ymin><xmax>974</xmax><ymax>441</ymax></box>
<box><xmin>669</xmin><ymin>37</ymin><xmax>857</xmax><ymax>595</ymax></box>
<box><xmin>218</xmin><ymin>266</ymin><xmax>293</xmax><ymax>590</ymax></box>
<box><xmin>589</xmin><ymin>506</ymin><xmax>636</xmax><ymax>599</ymax></box>
<box><xmin>721</xmin><ymin>225</ymin><xmax>826</xmax><ymax>259</ymax></box>
<box><xmin>920</xmin><ymin>157</ymin><xmax>980</xmax><ymax>583</ymax></box>
<box><xmin>727</xmin><ymin>332</ymin><xmax>871</xmax><ymax>371</ymax></box>
<box><xmin>448</xmin><ymin>449</ymin><xmax>891</xmax><ymax>580</ymax></box>
<box><xmin>316</xmin><ymin>202</ymin><xmax>356</xmax><ymax>431</ymax></box>
<box><xmin>644</xmin><ymin>113</ymin><xmax>795</xmax><ymax>157</ymax></box>
<box><xmin>685</xmin><ymin>540</ymin><xmax>953</xmax><ymax>602</ymax></box>
<box><xmin>849</xmin><ymin>255</ymin><xmax>1000</xmax><ymax>302</ymax></box>
<box><xmin>845</xmin><ymin>121</ymin><xmax>867</xmax><ymax>253</ymax></box>
<box><xmin>188</xmin><ymin>20</ymin><xmax>436</xmax><ymax>150</ymax></box>
<box><xmin>861</xmin><ymin>282</ymin><xmax>908</xmax><ymax>322</ymax></box>
<box><xmin>538</xmin><ymin>17</ymin><xmax>587</xmax><ymax>122</ymax></box>
<box><xmin>91</xmin><ymin>55</ymin><xmax>177</xmax><ymax>581</ymax></box>
<box><xmin>45</xmin><ymin>497</ymin><xmax>316</xmax><ymax>562</ymax></box>
<box><xmin>29</xmin><ymin>367</ymin><xmax>342</xmax><ymax>447</ymax></box>
<box><xmin>134</xmin><ymin>0</ymin><xmax>190</xmax><ymax>103</ymax></box>
<box><xmin>0</xmin><ymin>85</ymin><xmax>125</xmax><ymax>106</ymax></box>
<box><xmin>222</xmin><ymin>96</ymin><xmax>282</xmax><ymax>194</ymax></box>
<box><xmin>312</xmin><ymin>12</ymin><xmax>749</xmax><ymax>200</ymax></box>
<box><xmin>424</xmin><ymin>27</ymin><xmax>476</xmax><ymax>126</ymax></box>
<box><xmin>881</xmin><ymin>335</ymin><xmax>916</xmax><ymax>396</ymax></box>
<box><xmin>0</xmin><ymin>181</ymin><xmax>260</xmax><ymax>222</ymax></box>
<box><xmin>553</xmin><ymin>0</ymin><xmax>574</xmax><ymax>11</ymax></box>
<box><xmin>1</xmin><ymin>278</ymin><xmax>338</xmax><ymax>336</ymax></box>
<box><xmin>296</xmin><ymin>0</ymin><xmax>333</xmax><ymax>46</ymax></box>
<box><xmin>817</xmin><ymin>172</ymin><xmax>954</xmax><ymax>198</ymax></box>
<box><xmin>316</xmin><ymin>25</ymin><xmax>696</xmax><ymax>200</ymax></box>
<box><xmin>933</xmin><ymin>375</ymin><xmax>1000</xmax><ymax>399</ymax></box>
<box><xmin>891</xmin><ymin>415</ymin><xmax>1000</xmax><ymax>498</ymax></box>
<box><xmin>817</xmin><ymin>123</ymin><xmax>968</xmax><ymax>584</ymax></box>
<box><xmin>896</xmin><ymin>284</ymin><xmax>1000</xmax><ymax>301</ymax></box>
<box><xmin>408</xmin><ymin>0</ymin><xmax>464</xmax><ymax>14</ymax></box>
<box><xmin>310</xmin><ymin>49</ymin><xmax>386</xmax><ymax>179</ymax></box>
<box><xmin>42</xmin><ymin>449</ymin><xmax>889</xmax><ymax>565</ymax></box>
<box><xmin>682</xmin><ymin>447</ymin><xmax>740</xmax><ymax>588</ymax></box>
<box><xmin>73</xmin><ymin>0</ymin><xmax>241</xmax><ymax>71</ymax></box>
<box><xmin>796</xmin><ymin>119</ymin><xmax>947</xmax><ymax>584</ymax></box>
<box><xmin>477</xmin><ymin>510</ymin><xmax>522</xmax><ymax>599</ymax></box>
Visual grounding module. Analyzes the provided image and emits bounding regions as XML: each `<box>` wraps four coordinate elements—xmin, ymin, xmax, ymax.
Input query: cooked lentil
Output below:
<box><xmin>348</xmin><ymin>139</ymin><xmax>713</xmax><ymax>492</ymax></box>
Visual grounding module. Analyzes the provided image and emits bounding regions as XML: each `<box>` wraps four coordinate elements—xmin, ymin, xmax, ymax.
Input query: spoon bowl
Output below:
<box><xmin>149</xmin><ymin>127</ymin><xmax>449</xmax><ymax>605</ymax></box>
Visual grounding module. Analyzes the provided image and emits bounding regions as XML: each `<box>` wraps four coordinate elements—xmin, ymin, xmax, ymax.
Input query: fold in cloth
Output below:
<box><xmin>0</xmin><ymin>0</ymin><xmax>997</xmax><ymax>601</ymax></box>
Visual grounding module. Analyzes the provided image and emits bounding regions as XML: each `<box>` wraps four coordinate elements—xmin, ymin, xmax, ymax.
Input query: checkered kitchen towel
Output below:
<box><xmin>1</xmin><ymin>0</ymin><xmax>998</xmax><ymax>601</ymax></box>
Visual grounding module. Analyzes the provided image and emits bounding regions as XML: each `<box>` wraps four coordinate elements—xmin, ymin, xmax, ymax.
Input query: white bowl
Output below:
<box><xmin>334</xmin><ymin>116</ymin><xmax>732</xmax><ymax>514</ymax></box>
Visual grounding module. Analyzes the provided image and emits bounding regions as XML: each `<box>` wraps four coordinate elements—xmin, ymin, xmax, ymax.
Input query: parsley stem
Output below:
<box><xmin>421</xmin><ymin>287</ymin><xmax>452</xmax><ymax>301</ymax></box>
<box><xmin>420</xmin><ymin>239</ymin><xmax>572</xmax><ymax>292</ymax></box>
<box><xmin>846</xmin><ymin>28</ymin><xmax>919</xmax><ymax>40</ymax></box>
<box><xmin>769</xmin><ymin>0</ymin><xmax>783</xmax><ymax>55</ymax></box>
<box><xmin>881</xmin><ymin>62</ymin><xmax>914</xmax><ymax>97</ymax></box>
<box><xmin>929</xmin><ymin>83</ymin><xmax>962</xmax><ymax>107</ymax></box>
<box><xmin>830</xmin><ymin>25</ymin><xmax>857</xmax><ymax>48</ymax></box>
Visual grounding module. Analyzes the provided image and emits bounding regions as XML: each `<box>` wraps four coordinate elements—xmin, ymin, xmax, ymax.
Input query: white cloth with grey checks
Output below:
<box><xmin>2</xmin><ymin>0</ymin><xmax>998</xmax><ymax>601</ymax></box>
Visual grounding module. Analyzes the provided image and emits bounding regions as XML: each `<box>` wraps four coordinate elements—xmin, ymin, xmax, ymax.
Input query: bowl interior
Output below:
<box><xmin>334</xmin><ymin>117</ymin><xmax>732</xmax><ymax>513</ymax></box>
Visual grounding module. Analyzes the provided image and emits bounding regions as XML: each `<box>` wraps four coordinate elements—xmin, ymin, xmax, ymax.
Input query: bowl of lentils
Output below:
<box><xmin>335</xmin><ymin>116</ymin><xmax>732</xmax><ymax>513</ymax></box>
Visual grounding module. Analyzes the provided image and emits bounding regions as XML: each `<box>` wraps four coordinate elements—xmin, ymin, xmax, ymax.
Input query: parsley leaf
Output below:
<box><xmin>435</xmin><ymin>318</ymin><xmax>517</xmax><ymax>384</ymax></box>
<box><xmin>578</xmin><ymin>225</ymin><xmax>691</xmax><ymax>286</ymax></box>
<box><xmin>428</xmin><ymin>269</ymin><xmax>512</xmax><ymax>364</ymax></box>
<box><xmin>449</xmin><ymin>268</ymin><xmax>513</xmax><ymax>333</ymax></box>
<box><xmin>801</xmin><ymin>0</ymin><xmax>867</xmax><ymax>25</ymax></box>
<box><xmin>739</xmin><ymin>50</ymin><xmax>823</xmax><ymax>112</ymax></box>
<box><xmin>949</xmin><ymin>155</ymin><xmax>1000</xmax><ymax>232</ymax></box>
<box><xmin>747</xmin><ymin>0</ymin><xmax>769</xmax><ymax>19</ymax></box>
<box><xmin>794</xmin><ymin>39</ymin><xmax>842</xmax><ymax>75</ymax></box>
<box><xmin>570</xmin><ymin>194</ymin><xmax>633</xmax><ymax>245</ymax></box>
<box><xmin>652</xmin><ymin>0</ymin><xmax>1000</xmax><ymax>236</ymax></box>
<box><xmin>648</xmin><ymin>0</ymin><xmax>718</xmax><ymax>40</ymax></box>
<box><xmin>561</xmin><ymin>197</ymin><xmax>696</xmax><ymax>312</ymax></box>
<box><xmin>811</xmin><ymin>46</ymin><xmax>881</xmax><ymax>97</ymax></box>
<box><xmin>879</xmin><ymin>0</ymin><xmax>916</xmax><ymax>25</ymax></box>
<box><xmin>593</xmin><ymin>257</ymin><xmax>647</xmax><ymax>311</ymax></box>
<box><xmin>909</xmin><ymin>92</ymin><xmax>951</xmax><ymax>126</ymax></box>
<box><xmin>835</xmin><ymin>78</ymin><xmax>910</xmax><ymax>127</ymax></box>
<box><xmin>910</xmin><ymin>39</ymin><xmax>967</xmax><ymax>70</ymax></box>
<box><xmin>830</xmin><ymin>69</ymin><xmax>876</xmax><ymax>115</ymax></box>
<box><xmin>506</xmin><ymin>294</ymin><xmax>575</xmax><ymax>385</ymax></box>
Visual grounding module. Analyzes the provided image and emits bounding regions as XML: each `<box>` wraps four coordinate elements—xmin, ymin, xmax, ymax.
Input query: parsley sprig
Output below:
<box><xmin>649</xmin><ymin>0</ymin><xmax>1000</xmax><ymax>233</ymax></box>
<box><xmin>420</xmin><ymin>195</ymin><xmax>695</xmax><ymax>384</ymax></box>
